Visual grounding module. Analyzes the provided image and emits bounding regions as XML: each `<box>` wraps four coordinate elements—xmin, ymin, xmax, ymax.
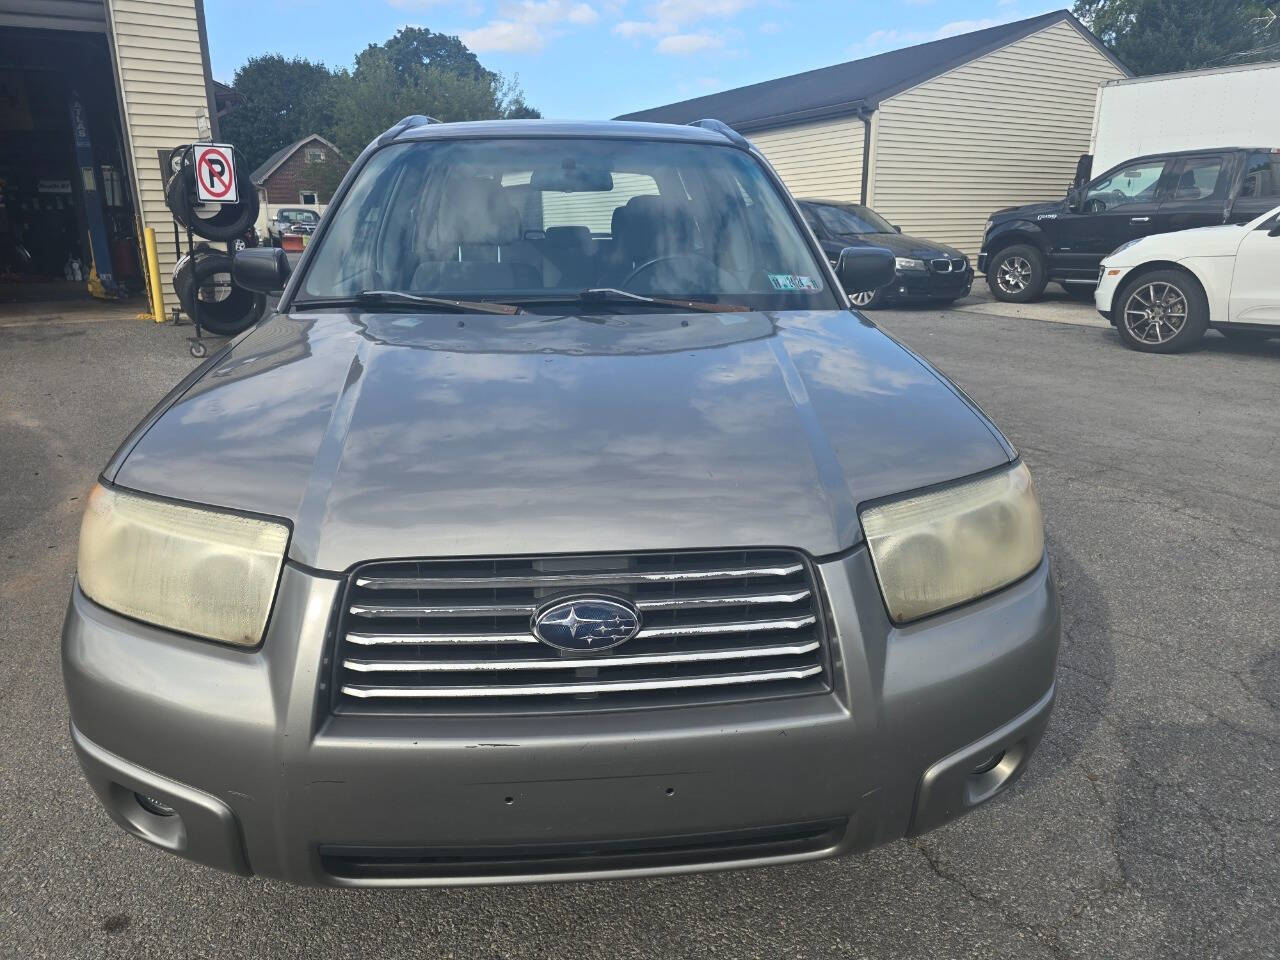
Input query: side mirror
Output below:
<box><xmin>1269</xmin><ymin>223</ymin><xmax>1280</xmax><ymax>238</ymax></box>
<box><xmin>1066</xmin><ymin>186</ymin><xmax>1083</xmax><ymax>213</ymax></box>
<box><xmin>837</xmin><ymin>246</ymin><xmax>896</xmax><ymax>296</ymax></box>
<box><xmin>893</xmin><ymin>224</ymin><xmax>903</xmax><ymax>234</ymax></box>
<box><xmin>233</xmin><ymin>247</ymin><xmax>292</xmax><ymax>294</ymax></box>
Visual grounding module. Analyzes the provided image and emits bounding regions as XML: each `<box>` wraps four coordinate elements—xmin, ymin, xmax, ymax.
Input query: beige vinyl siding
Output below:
<box><xmin>105</xmin><ymin>0</ymin><xmax>211</xmax><ymax>286</ymax></box>
<box><xmin>0</xmin><ymin>0</ymin><xmax>106</xmax><ymax>32</ymax></box>
<box><xmin>748</xmin><ymin>117</ymin><xmax>865</xmax><ymax>202</ymax></box>
<box><xmin>870</xmin><ymin>19</ymin><xmax>1126</xmax><ymax>264</ymax></box>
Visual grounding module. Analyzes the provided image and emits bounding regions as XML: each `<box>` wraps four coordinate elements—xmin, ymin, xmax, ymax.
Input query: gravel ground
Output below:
<box><xmin>1</xmin><ymin>305</ymin><xmax>1277</xmax><ymax>959</ymax></box>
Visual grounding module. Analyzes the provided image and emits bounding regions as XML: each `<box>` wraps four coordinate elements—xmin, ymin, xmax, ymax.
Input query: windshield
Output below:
<box><xmin>298</xmin><ymin>137</ymin><xmax>838</xmax><ymax>310</ymax></box>
<box><xmin>812</xmin><ymin>203</ymin><xmax>895</xmax><ymax>237</ymax></box>
<box><xmin>280</xmin><ymin>210</ymin><xmax>318</xmax><ymax>223</ymax></box>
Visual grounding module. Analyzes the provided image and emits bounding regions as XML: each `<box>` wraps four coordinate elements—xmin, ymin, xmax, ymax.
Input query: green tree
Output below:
<box><xmin>357</xmin><ymin>27</ymin><xmax>491</xmax><ymax>83</ymax></box>
<box><xmin>1074</xmin><ymin>0</ymin><xmax>1279</xmax><ymax>75</ymax></box>
<box><xmin>223</xmin><ymin>31</ymin><xmax>540</xmax><ymax>167</ymax></box>
<box><xmin>219</xmin><ymin>55</ymin><xmax>338</xmax><ymax>172</ymax></box>
<box><xmin>329</xmin><ymin>48</ymin><xmax>539</xmax><ymax>156</ymax></box>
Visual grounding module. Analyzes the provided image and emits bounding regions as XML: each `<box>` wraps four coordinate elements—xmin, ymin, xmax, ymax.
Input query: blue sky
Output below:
<box><xmin>205</xmin><ymin>0</ymin><xmax>1063</xmax><ymax>119</ymax></box>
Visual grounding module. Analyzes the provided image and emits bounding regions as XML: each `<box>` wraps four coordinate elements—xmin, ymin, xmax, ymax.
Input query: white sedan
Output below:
<box><xmin>1096</xmin><ymin>204</ymin><xmax>1280</xmax><ymax>352</ymax></box>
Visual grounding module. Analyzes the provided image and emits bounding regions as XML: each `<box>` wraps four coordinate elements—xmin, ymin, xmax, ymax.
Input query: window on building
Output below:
<box><xmin>299</xmin><ymin>191</ymin><xmax>318</xmax><ymax>205</ymax></box>
<box><xmin>305</xmin><ymin>147</ymin><xmax>325</xmax><ymax>164</ymax></box>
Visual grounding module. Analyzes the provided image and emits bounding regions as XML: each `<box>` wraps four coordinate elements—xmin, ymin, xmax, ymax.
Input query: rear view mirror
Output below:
<box><xmin>233</xmin><ymin>247</ymin><xmax>292</xmax><ymax>294</ymax></box>
<box><xmin>837</xmin><ymin>246</ymin><xmax>895</xmax><ymax>296</ymax></box>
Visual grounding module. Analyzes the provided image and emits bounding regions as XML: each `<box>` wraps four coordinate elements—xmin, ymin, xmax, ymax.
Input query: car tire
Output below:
<box><xmin>172</xmin><ymin>250</ymin><xmax>266</xmax><ymax>336</ymax></box>
<box><xmin>849</xmin><ymin>287</ymin><xmax>887</xmax><ymax>310</ymax></box>
<box><xmin>986</xmin><ymin>244</ymin><xmax>1048</xmax><ymax>303</ymax></box>
<box><xmin>164</xmin><ymin>147</ymin><xmax>261</xmax><ymax>243</ymax></box>
<box><xmin>1113</xmin><ymin>269</ymin><xmax>1209</xmax><ymax>353</ymax></box>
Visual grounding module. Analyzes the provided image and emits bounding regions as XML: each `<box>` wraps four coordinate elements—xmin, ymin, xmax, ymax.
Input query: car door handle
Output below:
<box><xmin>1130</xmin><ymin>217</ymin><xmax>1151</xmax><ymax>223</ymax></box>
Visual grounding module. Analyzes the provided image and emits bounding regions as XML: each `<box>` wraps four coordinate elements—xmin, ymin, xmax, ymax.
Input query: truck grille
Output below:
<box><xmin>331</xmin><ymin>549</ymin><xmax>829</xmax><ymax>714</ymax></box>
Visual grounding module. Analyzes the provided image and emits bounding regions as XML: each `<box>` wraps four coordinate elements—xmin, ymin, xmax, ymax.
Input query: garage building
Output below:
<box><xmin>619</xmin><ymin>10</ymin><xmax>1130</xmax><ymax>262</ymax></box>
<box><xmin>0</xmin><ymin>0</ymin><xmax>217</xmax><ymax>307</ymax></box>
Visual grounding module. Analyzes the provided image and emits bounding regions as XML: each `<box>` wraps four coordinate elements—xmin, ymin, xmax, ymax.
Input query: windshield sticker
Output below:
<box><xmin>768</xmin><ymin>273</ymin><xmax>818</xmax><ymax>291</ymax></box>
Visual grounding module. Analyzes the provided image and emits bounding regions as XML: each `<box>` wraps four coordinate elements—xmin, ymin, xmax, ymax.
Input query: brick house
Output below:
<box><xmin>249</xmin><ymin>134</ymin><xmax>347</xmax><ymax>208</ymax></box>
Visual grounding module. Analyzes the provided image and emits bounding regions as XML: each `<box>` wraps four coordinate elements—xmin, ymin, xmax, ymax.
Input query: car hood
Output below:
<box><xmin>1107</xmin><ymin>222</ymin><xmax>1245</xmax><ymax>263</ymax></box>
<box><xmin>109</xmin><ymin>310</ymin><xmax>1012</xmax><ymax>571</ymax></box>
<box><xmin>990</xmin><ymin>200</ymin><xmax>1064</xmax><ymax>222</ymax></box>
<box><xmin>823</xmin><ymin>232</ymin><xmax>966</xmax><ymax>260</ymax></box>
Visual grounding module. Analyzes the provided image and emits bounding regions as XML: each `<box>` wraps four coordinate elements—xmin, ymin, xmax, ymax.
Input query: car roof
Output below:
<box><xmin>1107</xmin><ymin>147</ymin><xmax>1276</xmax><ymax>166</ymax></box>
<box><xmin>392</xmin><ymin>118</ymin><xmax>736</xmax><ymax>147</ymax></box>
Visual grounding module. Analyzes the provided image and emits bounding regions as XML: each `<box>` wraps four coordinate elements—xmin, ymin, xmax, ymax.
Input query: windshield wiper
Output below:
<box><xmin>293</xmin><ymin>290</ymin><xmax>522</xmax><ymax>315</ymax></box>
<box><xmin>510</xmin><ymin>288</ymin><xmax>751</xmax><ymax>313</ymax></box>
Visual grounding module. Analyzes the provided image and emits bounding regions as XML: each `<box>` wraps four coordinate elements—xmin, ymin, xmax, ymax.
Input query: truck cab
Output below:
<box><xmin>979</xmin><ymin>148</ymin><xmax>1280</xmax><ymax>302</ymax></box>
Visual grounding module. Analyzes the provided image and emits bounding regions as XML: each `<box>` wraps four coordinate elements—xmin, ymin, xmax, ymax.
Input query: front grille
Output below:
<box><xmin>320</xmin><ymin>818</ymin><xmax>847</xmax><ymax>880</ymax></box>
<box><xmin>331</xmin><ymin>549</ymin><xmax>829</xmax><ymax>714</ymax></box>
<box><xmin>931</xmin><ymin>258</ymin><xmax>953</xmax><ymax>273</ymax></box>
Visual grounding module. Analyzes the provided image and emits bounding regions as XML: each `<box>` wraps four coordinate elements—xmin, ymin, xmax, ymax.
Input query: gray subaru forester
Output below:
<box><xmin>62</xmin><ymin>118</ymin><xmax>1058</xmax><ymax>887</ymax></box>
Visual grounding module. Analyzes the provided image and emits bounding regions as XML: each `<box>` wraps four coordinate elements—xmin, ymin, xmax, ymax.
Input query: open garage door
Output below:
<box><xmin>0</xmin><ymin>24</ymin><xmax>141</xmax><ymax>304</ymax></box>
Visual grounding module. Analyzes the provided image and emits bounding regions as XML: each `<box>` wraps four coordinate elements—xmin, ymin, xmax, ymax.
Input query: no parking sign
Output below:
<box><xmin>194</xmin><ymin>143</ymin><xmax>238</xmax><ymax>203</ymax></box>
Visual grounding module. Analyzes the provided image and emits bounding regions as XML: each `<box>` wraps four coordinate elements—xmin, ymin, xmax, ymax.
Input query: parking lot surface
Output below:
<box><xmin>2</xmin><ymin>304</ymin><xmax>1277</xmax><ymax>959</ymax></box>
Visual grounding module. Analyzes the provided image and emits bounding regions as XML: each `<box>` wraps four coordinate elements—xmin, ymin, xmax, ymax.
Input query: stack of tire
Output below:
<box><xmin>164</xmin><ymin>144</ymin><xmax>265</xmax><ymax>336</ymax></box>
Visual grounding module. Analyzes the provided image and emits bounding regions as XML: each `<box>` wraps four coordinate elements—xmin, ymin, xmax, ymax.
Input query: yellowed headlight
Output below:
<box><xmin>77</xmin><ymin>484</ymin><xmax>289</xmax><ymax>647</ymax></box>
<box><xmin>861</xmin><ymin>462</ymin><xmax>1044</xmax><ymax>624</ymax></box>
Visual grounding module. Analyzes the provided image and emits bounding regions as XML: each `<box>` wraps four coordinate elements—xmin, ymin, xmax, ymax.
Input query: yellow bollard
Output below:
<box><xmin>143</xmin><ymin>227</ymin><xmax>165</xmax><ymax>323</ymax></box>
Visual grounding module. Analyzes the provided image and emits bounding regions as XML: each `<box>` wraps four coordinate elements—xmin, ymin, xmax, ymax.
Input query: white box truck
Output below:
<box><xmin>1088</xmin><ymin>61</ymin><xmax>1280</xmax><ymax>175</ymax></box>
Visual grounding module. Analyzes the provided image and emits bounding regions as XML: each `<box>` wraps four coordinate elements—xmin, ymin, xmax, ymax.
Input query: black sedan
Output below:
<box><xmin>799</xmin><ymin>200</ymin><xmax>972</xmax><ymax>308</ymax></box>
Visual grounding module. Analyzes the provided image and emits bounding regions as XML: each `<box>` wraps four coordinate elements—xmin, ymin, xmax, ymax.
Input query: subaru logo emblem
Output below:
<box><xmin>532</xmin><ymin>597</ymin><xmax>641</xmax><ymax>652</ymax></box>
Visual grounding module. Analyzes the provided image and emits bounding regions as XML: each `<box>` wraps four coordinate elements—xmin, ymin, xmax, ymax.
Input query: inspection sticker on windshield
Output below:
<box><xmin>768</xmin><ymin>273</ymin><xmax>818</xmax><ymax>291</ymax></box>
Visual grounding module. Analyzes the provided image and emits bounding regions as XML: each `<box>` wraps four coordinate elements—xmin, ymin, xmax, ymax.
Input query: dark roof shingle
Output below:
<box><xmin>616</xmin><ymin>10</ymin><xmax>1125</xmax><ymax>130</ymax></box>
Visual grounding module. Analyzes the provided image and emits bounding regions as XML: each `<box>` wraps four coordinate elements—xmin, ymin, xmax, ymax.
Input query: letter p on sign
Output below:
<box><xmin>195</xmin><ymin>144</ymin><xmax>237</xmax><ymax>203</ymax></box>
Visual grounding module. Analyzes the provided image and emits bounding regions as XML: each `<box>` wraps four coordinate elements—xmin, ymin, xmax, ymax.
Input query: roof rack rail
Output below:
<box><xmin>378</xmin><ymin>115</ymin><xmax>443</xmax><ymax>145</ymax></box>
<box><xmin>688</xmin><ymin>118</ymin><xmax>750</xmax><ymax>150</ymax></box>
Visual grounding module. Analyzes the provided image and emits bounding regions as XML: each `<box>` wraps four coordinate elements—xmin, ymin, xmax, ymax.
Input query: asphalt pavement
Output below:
<box><xmin>1</xmin><ymin>301</ymin><xmax>1277</xmax><ymax>959</ymax></box>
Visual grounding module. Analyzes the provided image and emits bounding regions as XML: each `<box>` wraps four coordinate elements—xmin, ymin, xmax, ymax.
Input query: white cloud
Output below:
<box><xmin>499</xmin><ymin>0</ymin><xmax>598</xmax><ymax>24</ymax></box>
<box><xmin>459</xmin><ymin>19</ymin><xmax>547</xmax><ymax>52</ymax></box>
<box><xmin>614</xmin><ymin>19</ymin><xmax>669</xmax><ymax>37</ymax></box>
<box><xmin>656</xmin><ymin>32</ymin><xmax>724</xmax><ymax>54</ymax></box>
<box><xmin>613</xmin><ymin>0</ymin><xmax>754</xmax><ymax>52</ymax></box>
<box><xmin>460</xmin><ymin>0</ymin><xmax>600</xmax><ymax>53</ymax></box>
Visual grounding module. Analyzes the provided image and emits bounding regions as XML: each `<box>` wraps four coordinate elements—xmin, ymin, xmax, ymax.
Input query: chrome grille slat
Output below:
<box><xmin>353</xmin><ymin>563</ymin><xmax>804</xmax><ymax>590</ymax></box>
<box><xmin>349</xmin><ymin>602</ymin><xmax>536</xmax><ymax>618</ymax></box>
<box><xmin>344</xmin><ymin>640</ymin><xmax>821</xmax><ymax>672</ymax></box>
<box><xmin>634</xmin><ymin>589</ymin><xmax>809</xmax><ymax>611</ymax></box>
<box><xmin>638</xmin><ymin>615</ymin><xmax>815</xmax><ymax>639</ymax></box>
<box><xmin>342</xmin><ymin>665</ymin><xmax>824</xmax><ymax>699</ymax></box>
<box><xmin>346</xmin><ymin>632</ymin><xmax>541</xmax><ymax>646</ymax></box>
<box><xmin>333</xmin><ymin>550</ymin><xmax>828</xmax><ymax>713</ymax></box>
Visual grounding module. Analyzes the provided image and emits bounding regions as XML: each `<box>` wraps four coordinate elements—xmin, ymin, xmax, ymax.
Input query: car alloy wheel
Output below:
<box><xmin>996</xmin><ymin>255</ymin><xmax>1032</xmax><ymax>294</ymax></box>
<box><xmin>849</xmin><ymin>290</ymin><xmax>877</xmax><ymax>306</ymax></box>
<box><xmin>1123</xmin><ymin>281</ymin><xmax>1188</xmax><ymax>345</ymax></box>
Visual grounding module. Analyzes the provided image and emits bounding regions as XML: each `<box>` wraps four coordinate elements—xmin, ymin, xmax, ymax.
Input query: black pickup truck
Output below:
<box><xmin>979</xmin><ymin>147</ymin><xmax>1280</xmax><ymax>302</ymax></box>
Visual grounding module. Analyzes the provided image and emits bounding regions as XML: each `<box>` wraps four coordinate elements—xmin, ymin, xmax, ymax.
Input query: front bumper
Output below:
<box><xmin>884</xmin><ymin>267</ymin><xmax>973</xmax><ymax>303</ymax></box>
<box><xmin>63</xmin><ymin>548</ymin><xmax>1059</xmax><ymax>887</ymax></box>
<box><xmin>1095</xmin><ymin>264</ymin><xmax>1132</xmax><ymax>323</ymax></box>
